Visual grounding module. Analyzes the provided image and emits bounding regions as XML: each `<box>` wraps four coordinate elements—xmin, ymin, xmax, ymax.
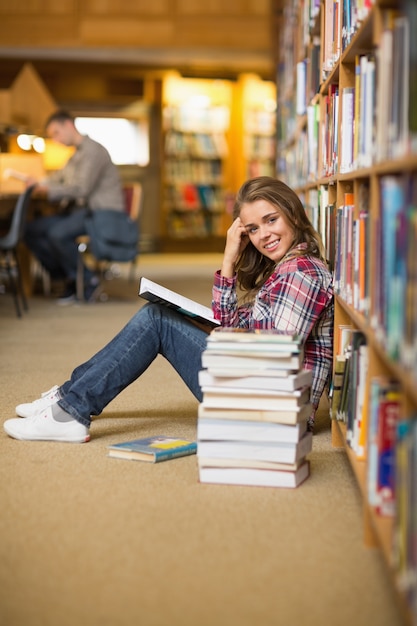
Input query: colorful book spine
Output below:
<box><xmin>392</xmin><ymin>418</ymin><xmax>417</xmax><ymax>609</ymax></box>
<box><xmin>367</xmin><ymin>378</ymin><xmax>400</xmax><ymax>514</ymax></box>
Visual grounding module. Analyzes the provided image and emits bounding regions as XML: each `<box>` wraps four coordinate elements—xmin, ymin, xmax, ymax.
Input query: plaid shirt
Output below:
<box><xmin>212</xmin><ymin>251</ymin><xmax>334</xmax><ymax>410</ymax></box>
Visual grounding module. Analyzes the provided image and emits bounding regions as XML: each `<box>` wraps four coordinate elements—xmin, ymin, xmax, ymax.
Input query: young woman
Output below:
<box><xmin>4</xmin><ymin>176</ymin><xmax>334</xmax><ymax>443</ymax></box>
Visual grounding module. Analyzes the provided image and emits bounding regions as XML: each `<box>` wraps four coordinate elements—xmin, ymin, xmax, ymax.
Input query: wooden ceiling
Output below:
<box><xmin>0</xmin><ymin>1</ymin><xmax>279</xmax><ymax>109</ymax></box>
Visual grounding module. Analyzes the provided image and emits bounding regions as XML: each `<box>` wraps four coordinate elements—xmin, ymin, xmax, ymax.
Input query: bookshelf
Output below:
<box><xmin>274</xmin><ymin>0</ymin><xmax>417</xmax><ymax>623</ymax></box>
<box><xmin>161</xmin><ymin>74</ymin><xmax>233</xmax><ymax>247</ymax></box>
<box><xmin>160</xmin><ymin>73</ymin><xmax>277</xmax><ymax>250</ymax></box>
<box><xmin>238</xmin><ymin>74</ymin><xmax>277</xmax><ymax>182</ymax></box>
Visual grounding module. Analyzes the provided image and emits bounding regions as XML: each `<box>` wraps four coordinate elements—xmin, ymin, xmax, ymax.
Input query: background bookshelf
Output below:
<box><xmin>274</xmin><ymin>0</ymin><xmax>417</xmax><ymax>623</ymax></box>
<box><xmin>239</xmin><ymin>74</ymin><xmax>277</xmax><ymax>181</ymax></box>
<box><xmin>161</xmin><ymin>73</ymin><xmax>277</xmax><ymax>251</ymax></box>
<box><xmin>161</xmin><ymin>74</ymin><xmax>233</xmax><ymax>249</ymax></box>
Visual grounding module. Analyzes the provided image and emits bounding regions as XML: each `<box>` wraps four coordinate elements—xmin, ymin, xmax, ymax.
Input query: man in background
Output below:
<box><xmin>25</xmin><ymin>109</ymin><xmax>125</xmax><ymax>304</ymax></box>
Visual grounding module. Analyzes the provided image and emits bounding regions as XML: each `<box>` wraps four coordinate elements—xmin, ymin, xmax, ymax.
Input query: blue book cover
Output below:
<box><xmin>380</xmin><ymin>176</ymin><xmax>406</xmax><ymax>360</ymax></box>
<box><xmin>108</xmin><ymin>435</ymin><xmax>197</xmax><ymax>463</ymax></box>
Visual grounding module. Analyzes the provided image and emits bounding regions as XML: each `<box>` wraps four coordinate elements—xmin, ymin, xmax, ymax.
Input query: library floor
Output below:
<box><xmin>0</xmin><ymin>253</ymin><xmax>406</xmax><ymax>626</ymax></box>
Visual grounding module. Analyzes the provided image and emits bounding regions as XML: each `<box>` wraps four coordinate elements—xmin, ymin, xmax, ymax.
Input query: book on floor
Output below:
<box><xmin>198</xmin><ymin>368</ymin><xmax>312</xmax><ymax>391</ymax></box>
<box><xmin>206</xmin><ymin>329</ymin><xmax>302</xmax><ymax>354</ymax></box>
<box><xmin>197</xmin><ymin>403</ymin><xmax>313</xmax><ymax>425</ymax></box>
<box><xmin>203</xmin><ymin>345</ymin><xmax>302</xmax><ymax>357</ymax></box>
<box><xmin>139</xmin><ymin>276</ymin><xmax>220</xmax><ymax>328</ymax></box>
<box><xmin>207</xmin><ymin>327</ymin><xmax>300</xmax><ymax>343</ymax></box>
<box><xmin>198</xmin><ymin>460</ymin><xmax>310</xmax><ymax>488</ymax></box>
<box><xmin>197</xmin><ymin>417</ymin><xmax>307</xmax><ymax>443</ymax></box>
<box><xmin>204</xmin><ymin>329</ymin><xmax>302</xmax><ymax>357</ymax></box>
<box><xmin>200</xmin><ymin>385</ymin><xmax>311</xmax><ymax>411</ymax></box>
<box><xmin>201</xmin><ymin>350</ymin><xmax>304</xmax><ymax>372</ymax></box>
<box><xmin>197</xmin><ymin>431</ymin><xmax>313</xmax><ymax>464</ymax></box>
<box><xmin>108</xmin><ymin>435</ymin><xmax>197</xmax><ymax>463</ymax></box>
<box><xmin>197</xmin><ymin>456</ymin><xmax>304</xmax><ymax>471</ymax></box>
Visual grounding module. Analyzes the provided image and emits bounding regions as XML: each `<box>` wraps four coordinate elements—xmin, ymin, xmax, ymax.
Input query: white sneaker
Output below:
<box><xmin>16</xmin><ymin>385</ymin><xmax>60</xmax><ymax>418</ymax></box>
<box><xmin>4</xmin><ymin>405</ymin><xmax>90</xmax><ymax>443</ymax></box>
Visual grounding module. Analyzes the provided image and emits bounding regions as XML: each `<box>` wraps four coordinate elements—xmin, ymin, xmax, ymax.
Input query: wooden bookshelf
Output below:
<box><xmin>160</xmin><ymin>73</ymin><xmax>277</xmax><ymax>250</ymax></box>
<box><xmin>274</xmin><ymin>0</ymin><xmax>417</xmax><ymax>623</ymax></box>
<box><xmin>238</xmin><ymin>74</ymin><xmax>277</xmax><ymax>182</ymax></box>
<box><xmin>160</xmin><ymin>75</ymin><xmax>233</xmax><ymax>247</ymax></box>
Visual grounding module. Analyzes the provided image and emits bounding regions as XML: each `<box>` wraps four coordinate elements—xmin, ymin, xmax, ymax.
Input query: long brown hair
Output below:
<box><xmin>233</xmin><ymin>176</ymin><xmax>325</xmax><ymax>294</ymax></box>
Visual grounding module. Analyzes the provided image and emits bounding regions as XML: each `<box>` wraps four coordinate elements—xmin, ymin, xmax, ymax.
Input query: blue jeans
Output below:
<box><xmin>58</xmin><ymin>303</ymin><xmax>209</xmax><ymax>427</ymax></box>
<box><xmin>24</xmin><ymin>208</ymin><xmax>94</xmax><ymax>283</ymax></box>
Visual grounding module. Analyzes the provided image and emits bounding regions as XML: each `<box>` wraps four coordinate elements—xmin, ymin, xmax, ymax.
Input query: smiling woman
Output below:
<box><xmin>221</xmin><ymin>176</ymin><xmax>326</xmax><ymax>288</ymax></box>
<box><xmin>239</xmin><ymin>201</ymin><xmax>296</xmax><ymax>263</ymax></box>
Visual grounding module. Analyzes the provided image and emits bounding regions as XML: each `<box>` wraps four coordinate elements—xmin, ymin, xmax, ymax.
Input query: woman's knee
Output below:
<box><xmin>132</xmin><ymin>303</ymin><xmax>181</xmax><ymax>335</ymax></box>
<box><xmin>136</xmin><ymin>302</ymin><xmax>165</xmax><ymax>325</ymax></box>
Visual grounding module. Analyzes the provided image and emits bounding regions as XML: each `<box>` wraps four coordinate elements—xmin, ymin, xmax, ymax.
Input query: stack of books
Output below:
<box><xmin>197</xmin><ymin>328</ymin><xmax>314</xmax><ymax>488</ymax></box>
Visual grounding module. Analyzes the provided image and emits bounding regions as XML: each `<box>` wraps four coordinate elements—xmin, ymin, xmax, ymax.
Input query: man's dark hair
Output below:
<box><xmin>45</xmin><ymin>109</ymin><xmax>74</xmax><ymax>129</ymax></box>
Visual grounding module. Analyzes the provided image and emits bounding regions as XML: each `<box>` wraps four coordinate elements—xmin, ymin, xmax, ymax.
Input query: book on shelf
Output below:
<box><xmin>345</xmin><ymin>330</ymin><xmax>367</xmax><ymax>448</ymax></box>
<box><xmin>198</xmin><ymin>460</ymin><xmax>310</xmax><ymax>488</ymax></box>
<box><xmin>407</xmin><ymin>0</ymin><xmax>417</xmax><ymax>147</ymax></box>
<box><xmin>354</xmin><ymin>54</ymin><xmax>361</xmax><ymax>168</ymax></box>
<box><xmin>197</xmin><ymin>417</ymin><xmax>307</xmax><ymax>444</ymax></box>
<box><xmin>139</xmin><ymin>277</ymin><xmax>220</xmax><ymax>328</ymax></box>
<box><xmin>403</xmin><ymin>177</ymin><xmax>417</xmax><ymax>370</ymax></box>
<box><xmin>354</xmin><ymin>53</ymin><xmax>376</xmax><ymax>169</ymax></box>
<box><xmin>307</xmin><ymin>103</ymin><xmax>319</xmax><ymax>180</ymax></box>
<box><xmin>351</xmin><ymin>341</ymin><xmax>369</xmax><ymax>460</ymax></box>
<box><xmin>330</xmin><ymin>354</ymin><xmax>348</xmax><ymax>420</ymax></box>
<box><xmin>390</xmin><ymin>16</ymin><xmax>410</xmax><ymax>159</ymax></box>
<box><xmin>336</xmin><ymin>352</ymin><xmax>351</xmax><ymax>424</ymax></box>
<box><xmin>108</xmin><ymin>435</ymin><xmax>197</xmax><ymax>463</ymax></box>
<box><xmin>375</xmin><ymin>10</ymin><xmax>407</xmax><ymax>162</ymax></box>
<box><xmin>325</xmin><ymin>201</ymin><xmax>336</xmax><ymax>271</ymax></box>
<box><xmin>198</xmin><ymin>368</ymin><xmax>313</xmax><ymax>392</ymax></box>
<box><xmin>333</xmin><ymin>193</ymin><xmax>355</xmax><ymax>302</ymax></box>
<box><xmin>321</xmin><ymin>83</ymin><xmax>339</xmax><ymax>176</ymax></box>
<box><xmin>296</xmin><ymin>59</ymin><xmax>307</xmax><ymax>116</ymax></box>
<box><xmin>197</xmin><ymin>431</ymin><xmax>313</xmax><ymax>465</ymax></box>
<box><xmin>367</xmin><ymin>378</ymin><xmax>401</xmax><ymax>514</ymax></box>
<box><xmin>329</xmin><ymin>324</ymin><xmax>353</xmax><ymax>420</ymax></box>
<box><xmin>200</xmin><ymin>385</ymin><xmax>311</xmax><ymax>411</ymax></box>
<box><xmin>181</xmin><ymin>183</ymin><xmax>200</xmax><ymax>210</ymax></box>
<box><xmin>198</xmin><ymin>403</ymin><xmax>313</xmax><ymax>426</ymax></box>
<box><xmin>376</xmin><ymin>386</ymin><xmax>401</xmax><ymax>517</ymax></box>
<box><xmin>197</xmin><ymin>184</ymin><xmax>216</xmax><ymax>210</ymax></box>
<box><xmin>392</xmin><ymin>418</ymin><xmax>417</xmax><ymax>595</ymax></box>
<box><xmin>323</xmin><ymin>0</ymin><xmax>338</xmax><ymax>75</ymax></box>
<box><xmin>340</xmin><ymin>86</ymin><xmax>355</xmax><ymax>173</ymax></box>
<box><xmin>357</xmin><ymin>183</ymin><xmax>370</xmax><ymax>316</ymax></box>
<box><xmin>379</xmin><ymin>176</ymin><xmax>407</xmax><ymax>361</ymax></box>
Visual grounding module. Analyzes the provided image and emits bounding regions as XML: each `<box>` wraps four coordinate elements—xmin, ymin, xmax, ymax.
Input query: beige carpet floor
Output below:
<box><xmin>0</xmin><ymin>254</ymin><xmax>406</xmax><ymax>626</ymax></box>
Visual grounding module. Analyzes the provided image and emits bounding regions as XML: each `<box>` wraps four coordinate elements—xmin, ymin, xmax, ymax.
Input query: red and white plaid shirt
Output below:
<box><xmin>212</xmin><ymin>248</ymin><xmax>334</xmax><ymax>410</ymax></box>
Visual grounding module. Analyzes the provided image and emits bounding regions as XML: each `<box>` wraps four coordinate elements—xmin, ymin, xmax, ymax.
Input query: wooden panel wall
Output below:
<box><xmin>0</xmin><ymin>1</ymin><xmax>272</xmax><ymax>53</ymax></box>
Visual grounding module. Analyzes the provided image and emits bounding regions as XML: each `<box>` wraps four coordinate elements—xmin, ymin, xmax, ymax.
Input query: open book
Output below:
<box><xmin>139</xmin><ymin>277</ymin><xmax>220</xmax><ymax>328</ymax></box>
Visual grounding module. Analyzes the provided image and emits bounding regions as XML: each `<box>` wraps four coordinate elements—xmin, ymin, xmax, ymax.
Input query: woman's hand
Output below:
<box><xmin>221</xmin><ymin>217</ymin><xmax>249</xmax><ymax>277</ymax></box>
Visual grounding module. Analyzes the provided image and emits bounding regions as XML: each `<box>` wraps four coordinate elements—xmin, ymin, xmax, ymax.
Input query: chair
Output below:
<box><xmin>0</xmin><ymin>185</ymin><xmax>35</xmax><ymax>317</ymax></box>
<box><xmin>76</xmin><ymin>182</ymin><xmax>142</xmax><ymax>301</ymax></box>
